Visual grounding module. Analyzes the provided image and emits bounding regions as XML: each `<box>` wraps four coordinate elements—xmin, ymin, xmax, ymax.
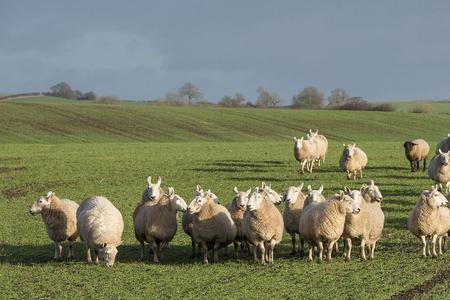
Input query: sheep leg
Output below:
<box><xmin>299</xmin><ymin>238</ymin><xmax>305</xmax><ymax>257</ymax></box>
<box><xmin>233</xmin><ymin>242</ymin><xmax>239</xmax><ymax>258</ymax></box>
<box><xmin>334</xmin><ymin>241</ymin><xmax>339</xmax><ymax>255</ymax></box>
<box><xmin>409</xmin><ymin>161</ymin><xmax>414</xmax><ymax>172</ymax></box>
<box><xmin>202</xmin><ymin>243</ymin><xmax>209</xmax><ymax>264</ymax></box>
<box><xmin>359</xmin><ymin>168</ymin><xmax>363</xmax><ymax>179</ymax></box>
<box><xmin>152</xmin><ymin>243</ymin><xmax>159</xmax><ymax>263</ymax></box>
<box><xmin>370</xmin><ymin>241</ymin><xmax>377</xmax><ymax>260</ymax></box>
<box><xmin>346</xmin><ymin>171</ymin><xmax>351</xmax><ymax>180</ymax></box>
<box><xmin>290</xmin><ymin>234</ymin><xmax>296</xmax><ymax>254</ymax></box>
<box><xmin>94</xmin><ymin>250</ymin><xmax>99</xmax><ymax>264</ymax></box>
<box><xmin>258</xmin><ymin>242</ymin><xmax>265</xmax><ymax>265</ymax></box>
<box><xmin>301</xmin><ymin>160</ymin><xmax>308</xmax><ymax>174</ymax></box>
<box><xmin>54</xmin><ymin>242</ymin><xmax>62</xmax><ymax>260</ymax></box>
<box><xmin>213</xmin><ymin>242</ymin><xmax>220</xmax><ymax>263</ymax></box>
<box><xmin>317</xmin><ymin>241</ymin><xmax>324</xmax><ymax>262</ymax></box>
<box><xmin>190</xmin><ymin>238</ymin><xmax>196</xmax><ymax>258</ymax></box>
<box><xmin>327</xmin><ymin>241</ymin><xmax>336</xmax><ymax>261</ymax></box>
<box><xmin>421</xmin><ymin>235</ymin><xmax>427</xmax><ymax>258</ymax></box>
<box><xmin>139</xmin><ymin>242</ymin><xmax>145</xmax><ymax>260</ymax></box>
<box><xmin>307</xmin><ymin>245</ymin><xmax>313</xmax><ymax>262</ymax></box>
<box><xmin>438</xmin><ymin>237</ymin><xmax>443</xmax><ymax>255</ymax></box>
<box><xmin>268</xmin><ymin>239</ymin><xmax>276</xmax><ymax>265</ymax></box>
<box><xmin>68</xmin><ymin>240</ymin><xmax>74</xmax><ymax>259</ymax></box>
<box><xmin>423</xmin><ymin>159</ymin><xmax>427</xmax><ymax>171</ymax></box>
<box><xmin>252</xmin><ymin>244</ymin><xmax>258</xmax><ymax>262</ymax></box>
<box><xmin>360</xmin><ymin>239</ymin><xmax>367</xmax><ymax>261</ymax></box>
<box><xmin>432</xmin><ymin>234</ymin><xmax>438</xmax><ymax>258</ymax></box>
<box><xmin>344</xmin><ymin>238</ymin><xmax>352</xmax><ymax>261</ymax></box>
<box><xmin>308</xmin><ymin>160</ymin><xmax>314</xmax><ymax>173</ymax></box>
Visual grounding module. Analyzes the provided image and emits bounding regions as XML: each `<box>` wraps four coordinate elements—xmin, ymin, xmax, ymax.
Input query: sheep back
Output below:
<box><xmin>283</xmin><ymin>192</ymin><xmax>305</xmax><ymax>235</ymax></box>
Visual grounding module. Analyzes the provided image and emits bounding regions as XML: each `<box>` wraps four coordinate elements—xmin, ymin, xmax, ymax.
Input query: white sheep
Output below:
<box><xmin>283</xmin><ymin>183</ymin><xmax>306</xmax><ymax>255</ymax></box>
<box><xmin>299</xmin><ymin>190</ymin><xmax>361</xmax><ymax>262</ymax></box>
<box><xmin>77</xmin><ymin>196</ymin><xmax>124</xmax><ymax>267</ymax></box>
<box><xmin>339</xmin><ymin>143</ymin><xmax>368</xmax><ymax>180</ymax></box>
<box><xmin>428</xmin><ymin>149</ymin><xmax>450</xmax><ymax>184</ymax></box>
<box><xmin>134</xmin><ymin>187</ymin><xmax>187</xmax><ymax>262</ymax></box>
<box><xmin>182</xmin><ymin>185</ymin><xmax>219</xmax><ymax>258</ymax></box>
<box><xmin>244</xmin><ymin>183</ymin><xmax>284</xmax><ymax>265</ymax></box>
<box><xmin>29</xmin><ymin>191</ymin><xmax>78</xmax><ymax>260</ymax></box>
<box><xmin>141</xmin><ymin>176</ymin><xmax>164</xmax><ymax>203</ymax></box>
<box><xmin>188</xmin><ymin>189</ymin><xmax>236</xmax><ymax>264</ymax></box>
<box><xmin>308</xmin><ymin>129</ymin><xmax>328</xmax><ymax>166</ymax></box>
<box><xmin>407</xmin><ymin>186</ymin><xmax>450</xmax><ymax>258</ymax></box>
<box><xmin>293</xmin><ymin>136</ymin><xmax>317</xmax><ymax>173</ymax></box>
<box><xmin>225</xmin><ymin>187</ymin><xmax>251</xmax><ymax>257</ymax></box>
<box><xmin>435</xmin><ymin>133</ymin><xmax>450</xmax><ymax>154</ymax></box>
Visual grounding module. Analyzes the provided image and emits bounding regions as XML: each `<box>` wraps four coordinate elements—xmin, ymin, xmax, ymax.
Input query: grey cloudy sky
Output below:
<box><xmin>1</xmin><ymin>1</ymin><xmax>450</xmax><ymax>102</ymax></box>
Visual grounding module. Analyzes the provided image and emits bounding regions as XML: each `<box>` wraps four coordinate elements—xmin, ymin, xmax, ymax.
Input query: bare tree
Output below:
<box><xmin>292</xmin><ymin>86</ymin><xmax>325</xmax><ymax>109</ymax></box>
<box><xmin>328</xmin><ymin>88</ymin><xmax>349</xmax><ymax>107</ymax></box>
<box><xmin>178</xmin><ymin>82</ymin><xmax>203</xmax><ymax>105</ymax></box>
<box><xmin>255</xmin><ymin>86</ymin><xmax>281</xmax><ymax>108</ymax></box>
<box><xmin>218</xmin><ymin>93</ymin><xmax>246</xmax><ymax>107</ymax></box>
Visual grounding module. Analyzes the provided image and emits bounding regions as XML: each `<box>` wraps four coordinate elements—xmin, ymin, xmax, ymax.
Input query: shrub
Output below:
<box><xmin>371</xmin><ymin>103</ymin><xmax>395</xmax><ymax>112</ymax></box>
<box><xmin>96</xmin><ymin>96</ymin><xmax>120</xmax><ymax>104</ymax></box>
<box><xmin>411</xmin><ymin>102</ymin><xmax>434</xmax><ymax>114</ymax></box>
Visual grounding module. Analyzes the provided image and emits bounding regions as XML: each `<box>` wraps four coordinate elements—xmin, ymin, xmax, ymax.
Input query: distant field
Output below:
<box><xmin>391</xmin><ymin>100</ymin><xmax>450</xmax><ymax>113</ymax></box>
<box><xmin>1</xmin><ymin>98</ymin><xmax>450</xmax><ymax>299</ymax></box>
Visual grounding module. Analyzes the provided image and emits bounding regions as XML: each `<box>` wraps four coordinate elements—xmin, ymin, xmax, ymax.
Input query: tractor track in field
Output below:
<box><xmin>391</xmin><ymin>268</ymin><xmax>450</xmax><ymax>300</ymax></box>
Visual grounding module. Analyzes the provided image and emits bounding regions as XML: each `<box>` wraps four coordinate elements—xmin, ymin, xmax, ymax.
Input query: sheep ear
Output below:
<box><xmin>118</xmin><ymin>241</ymin><xmax>123</xmax><ymax>246</ymax></box>
<box><xmin>448</xmin><ymin>133</ymin><xmax>450</xmax><ymax>138</ymax></box>
<box><xmin>46</xmin><ymin>191</ymin><xmax>53</xmax><ymax>199</ymax></box>
<box><xmin>168</xmin><ymin>187</ymin><xmax>175</xmax><ymax>198</ymax></box>
<box><xmin>299</xmin><ymin>137</ymin><xmax>304</xmax><ymax>142</ymax></box>
<box><xmin>352</xmin><ymin>143</ymin><xmax>356</xmax><ymax>148</ymax></box>
<box><xmin>360</xmin><ymin>184</ymin><xmax>367</xmax><ymax>191</ymax></box>
<box><xmin>439</xmin><ymin>184</ymin><xmax>443</xmax><ymax>192</ymax></box>
<box><xmin>370</xmin><ymin>180</ymin><xmax>375</xmax><ymax>186</ymax></box>
<box><xmin>255</xmin><ymin>187</ymin><xmax>260</xmax><ymax>193</ymax></box>
<box><xmin>196</xmin><ymin>185</ymin><xmax>203</xmax><ymax>192</ymax></box>
<box><xmin>439</xmin><ymin>149</ymin><xmax>444</xmax><ymax>155</ymax></box>
<box><xmin>156</xmin><ymin>176</ymin><xmax>162</xmax><ymax>186</ymax></box>
<box><xmin>233</xmin><ymin>186</ymin><xmax>239</xmax><ymax>194</ymax></box>
<box><xmin>338</xmin><ymin>190</ymin><xmax>345</xmax><ymax>200</ymax></box>
<box><xmin>309</xmin><ymin>129</ymin><xmax>313</xmax><ymax>134</ymax></box>
<box><xmin>293</xmin><ymin>137</ymin><xmax>297</xmax><ymax>141</ymax></box>
<box><xmin>147</xmin><ymin>176</ymin><xmax>152</xmax><ymax>186</ymax></box>
<box><xmin>307</xmin><ymin>185</ymin><xmax>312</xmax><ymax>192</ymax></box>
<box><xmin>343</xmin><ymin>186</ymin><xmax>350</xmax><ymax>194</ymax></box>
<box><xmin>102</xmin><ymin>243</ymin><xmax>107</xmax><ymax>248</ymax></box>
<box><xmin>299</xmin><ymin>183</ymin><xmax>304</xmax><ymax>191</ymax></box>
<box><xmin>315</xmin><ymin>129</ymin><xmax>318</xmax><ymax>134</ymax></box>
<box><xmin>246</xmin><ymin>188</ymin><xmax>252</xmax><ymax>195</ymax></box>
<box><xmin>318</xmin><ymin>185</ymin><xmax>323</xmax><ymax>194</ymax></box>
<box><xmin>261</xmin><ymin>182</ymin><xmax>266</xmax><ymax>189</ymax></box>
<box><xmin>343</xmin><ymin>144</ymin><xmax>346</xmax><ymax>147</ymax></box>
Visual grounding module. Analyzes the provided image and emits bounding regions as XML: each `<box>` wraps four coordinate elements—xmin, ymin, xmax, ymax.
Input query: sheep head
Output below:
<box><xmin>146</xmin><ymin>176</ymin><xmax>162</xmax><ymax>201</ymax></box>
<box><xmin>29</xmin><ymin>191</ymin><xmax>55</xmax><ymax>215</ymax></box>
<box><xmin>168</xmin><ymin>187</ymin><xmax>188</xmax><ymax>212</ymax></box>
<box><xmin>438</xmin><ymin>149</ymin><xmax>450</xmax><ymax>166</ymax></box>
<box><xmin>283</xmin><ymin>183</ymin><xmax>304</xmax><ymax>204</ymax></box>
<box><xmin>98</xmin><ymin>243</ymin><xmax>120</xmax><ymax>267</ymax></box>
<box><xmin>233</xmin><ymin>187</ymin><xmax>251</xmax><ymax>210</ymax></box>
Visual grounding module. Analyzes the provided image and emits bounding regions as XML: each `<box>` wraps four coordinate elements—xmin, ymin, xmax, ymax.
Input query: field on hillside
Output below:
<box><xmin>392</xmin><ymin>100</ymin><xmax>450</xmax><ymax>114</ymax></box>
<box><xmin>1</xmin><ymin>99</ymin><xmax>450</xmax><ymax>299</ymax></box>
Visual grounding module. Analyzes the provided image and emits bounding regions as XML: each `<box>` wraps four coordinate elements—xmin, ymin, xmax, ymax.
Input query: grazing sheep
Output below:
<box><xmin>188</xmin><ymin>190</ymin><xmax>236</xmax><ymax>264</ymax></box>
<box><xmin>293</xmin><ymin>136</ymin><xmax>317</xmax><ymax>173</ymax></box>
<box><xmin>134</xmin><ymin>187</ymin><xmax>187</xmax><ymax>262</ymax></box>
<box><xmin>77</xmin><ymin>196</ymin><xmax>124</xmax><ymax>267</ymax></box>
<box><xmin>428</xmin><ymin>149</ymin><xmax>450</xmax><ymax>184</ymax></box>
<box><xmin>299</xmin><ymin>191</ymin><xmax>361</xmax><ymax>262</ymax></box>
<box><xmin>283</xmin><ymin>183</ymin><xmax>306</xmax><ymax>255</ymax></box>
<box><xmin>182</xmin><ymin>185</ymin><xmax>219</xmax><ymax>258</ymax></box>
<box><xmin>407</xmin><ymin>186</ymin><xmax>450</xmax><ymax>258</ymax></box>
<box><xmin>29</xmin><ymin>191</ymin><xmax>78</xmax><ymax>260</ymax></box>
<box><xmin>225</xmin><ymin>187</ymin><xmax>251</xmax><ymax>257</ymax></box>
<box><xmin>244</xmin><ymin>183</ymin><xmax>284</xmax><ymax>265</ymax></box>
<box><xmin>403</xmin><ymin>139</ymin><xmax>430</xmax><ymax>172</ymax></box>
<box><xmin>435</xmin><ymin>133</ymin><xmax>450</xmax><ymax>154</ymax></box>
<box><xmin>339</xmin><ymin>143</ymin><xmax>368</xmax><ymax>180</ymax></box>
<box><xmin>360</xmin><ymin>180</ymin><xmax>385</xmax><ymax>260</ymax></box>
<box><xmin>141</xmin><ymin>176</ymin><xmax>164</xmax><ymax>203</ymax></box>
<box><xmin>308</xmin><ymin>129</ymin><xmax>328</xmax><ymax>166</ymax></box>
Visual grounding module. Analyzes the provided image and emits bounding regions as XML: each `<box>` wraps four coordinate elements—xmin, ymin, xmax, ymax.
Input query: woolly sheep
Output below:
<box><xmin>339</xmin><ymin>143</ymin><xmax>368</xmax><ymax>180</ymax></box>
<box><xmin>403</xmin><ymin>139</ymin><xmax>430</xmax><ymax>172</ymax></box>
<box><xmin>428</xmin><ymin>149</ymin><xmax>450</xmax><ymax>184</ymax></box>
<box><xmin>308</xmin><ymin>129</ymin><xmax>328</xmax><ymax>166</ymax></box>
<box><xmin>435</xmin><ymin>133</ymin><xmax>450</xmax><ymax>154</ymax></box>
<box><xmin>244</xmin><ymin>183</ymin><xmax>284</xmax><ymax>265</ymax></box>
<box><xmin>293</xmin><ymin>136</ymin><xmax>317</xmax><ymax>173</ymax></box>
<box><xmin>225</xmin><ymin>187</ymin><xmax>251</xmax><ymax>257</ymax></box>
<box><xmin>360</xmin><ymin>180</ymin><xmax>384</xmax><ymax>259</ymax></box>
<box><xmin>182</xmin><ymin>185</ymin><xmax>219</xmax><ymax>258</ymax></box>
<box><xmin>77</xmin><ymin>196</ymin><xmax>124</xmax><ymax>267</ymax></box>
<box><xmin>29</xmin><ymin>191</ymin><xmax>78</xmax><ymax>260</ymax></box>
<box><xmin>188</xmin><ymin>190</ymin><xmax>236</xmax><ymax>264</ymax></box>
<box><xmin>407</xmin><ymin>186</ymin><xmax>450</xmax><ymax>258</ymax></box>
<box><xmin>134</xmin><ymin>187</ymin><xmax>187</xmax><ymax>262</ymax></box>
<box><xmin>299</xmin><ymin>191</ymin><xmax>361</xmax><ymax>262</ymax></box>
<box><xmin>141</xmin><ymin>176</ymin><xmax>164</xmax><ymax>203</ymax></box>
<box><xmin>283</xmin><ymin>183</ymin><xmax>306</xmax><ymax>255</ymax></box>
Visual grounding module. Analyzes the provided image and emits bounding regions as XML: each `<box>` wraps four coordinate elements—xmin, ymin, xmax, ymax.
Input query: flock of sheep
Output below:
<box><xmin>28</xmin><ymin>132</ymin><xmax>450</xmax><ymax>266</ymax></box>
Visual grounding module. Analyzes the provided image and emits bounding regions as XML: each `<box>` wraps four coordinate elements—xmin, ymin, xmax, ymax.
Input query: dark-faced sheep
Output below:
<box><xmin>403</xmin><ymin>139</ymin><xmax>430</xmax><ymax>172</ymax></box>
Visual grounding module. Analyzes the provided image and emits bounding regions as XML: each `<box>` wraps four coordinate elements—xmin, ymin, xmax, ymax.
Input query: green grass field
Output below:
<box><xmin>391</xmin><ymin>100</ymin><xmax>450</xmax><ymax>114</ymax></box>
<box><xmin>1</xmin><ymin>98</ymin><xmax>450</xmax><ymax>299</ymax></box>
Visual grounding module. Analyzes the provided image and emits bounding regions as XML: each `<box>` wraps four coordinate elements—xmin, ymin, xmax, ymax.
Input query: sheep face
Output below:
<box><xmin>247</xmin><ymin>188</ymin><xmax>263</xmax><ymax>211</ymax></box>
<box><xmin>98</xmin><ymin>244</ymin><xmax>119</xmax><ymax>267</ymax></box>
<box><xmin>267</xmin><ymin>188</ymin><xmax>282</xmax><ymax>205</ymax></box>
<box><xmin>29</xmin><ymin>191</ymin><xmax>55</xmax><ymax>215</ymax></box>
<box><xmin>146</xmin><ymin>176</ymin><xmax>162</xmax><ymax>201</ymax></box>
<box><xmin>293</xmin><ymin>137</ymin><xmax>303</xmax><ymax>149</ymax></box>
<box><xmin>424</xmin><ymin>188</ymin><xmax>448</xmax><ymax>209</ymax></box>
<box><xmin>195</xmin><ymin>186</ymin><xmax>219</xmax><ymax>204</ymax></box>
<box><xmin>347</xmin><ymin>190</ymin><xmax>363</xmax><ymax>213</ymax></box>
<box><xmin>187</xmin><ymin>195</ymin><xmax>206</xmax><ymax>214</ymax></box>
<box><xmin>283</xmin><ymin>183</ymin><xmax>304</xmax><ymax>204</ymax></box>
<box><xmin>437</xmin><ymin>149</ymin><xmax>450</xmax><ymax>166</ymax></box>
<box><xmin>233</xmin><ymin>187</ymin><xmax>251</xmax><ymax>210</ymax></box>
<box><xmin>364</xmin><ymin>180</ymin><xmax>383</xmax><ymax>202</ymax></box>
<box><xmin>343</xmin><ymin>144</ymin><xmax>356</xmax><ymax>158</ymax></box>
<box><xmin>167</xmin><ymin>187</ymin><xmax>188</xmax><ymax>212</ymax></box>
<box><xmin>338</xmin><ymin>192</ymin><xmax>360</xmax><ymax>214</ymax></box>
<box><xmin>305</xmin><ymin>185</ymin><xmax>324</xmax><ymax>205</ymax></box>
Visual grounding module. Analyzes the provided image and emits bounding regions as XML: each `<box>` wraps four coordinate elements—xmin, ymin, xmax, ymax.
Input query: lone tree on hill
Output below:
<box><xmin>328</xmin><ymin>88</ymin><xmax>349</xmax><ymax>107</ymax></box>
<box><xmin>292</xmin><ymin>86</ymin><xmax>325</xmax><ymax>108</ymax></box>
<box><xmin>50</xmin><ymin>82</ymin><xmax>77</xmax><ymax>99</ymax></box>
<box><xmin>255</xmin><ymin>86</ymin><xmax>281</xmax><ymax>108</ymax></box>
<box><xmin>178</xmin><ymin>82</ymin><xmax>203</xmax><ymax>105</ymax></box>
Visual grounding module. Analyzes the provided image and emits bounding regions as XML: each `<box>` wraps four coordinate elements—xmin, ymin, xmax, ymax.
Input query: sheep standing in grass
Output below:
<box><xmin>435</xmin><ymin>134</ymin><xmax>450</xmax><ymax>154</ymax></box>
<box><xmin>244</xmin><ymin>183</ymin><xmax>284</xmax><ymax>265</ymax></box>
<box><xmin>428</xmin><ymin>149</ymin><xmax>450</xmax><ymax>184</ymax></box>
<box><xmin>308</xmin><ymin>129</ymin><xmax>328</xmax><ymax>166</ymax></box>
<box><xmin>339</xmin><ymin>143</ymin><xmax>368</xmax><ymax>180</ymax></box>
<box><xmin>188</xmin><ymin>190</ymin><xmax>235</xmax><ymax>264</ymax></box>
<box><xmin>360</xmin><ymin>180</ymin><xmax>384</xmax><ymax>260</ymax></box>
<box><xmin>182</xmin><ymin>185</ymin><xmax>219</xmax><ymax>258</ymax></box>
<box><xmin>283</xmin><ymin>183</ymin><xmax>306</xmax><ymax>255</ymax></box>
<box><xmin>403</xmin><ymin>139</ymin><xmax>430</xmax><ymax>172</ymax></box>
<box><xmin>407</xmin><ymin>186</ymin><xmax>450</xmax><ymax>258</ymax></box>
<box><xmin>29</xmin><ymin>191</ymin><xmax>78</xmax><ymax>260</ymax></box>
<box><xmin>293</xmin><ymin>137</ymin><xmax>317</xmax><ymax>173</ymax></box>
<box><xmin>134</xmin><ymin>187</ymin><xmax>187</xmax><ymax>262</ymax></box>
<box><xmin>226</xmin><ymin>187</ymin><xmax>251</xmax><ymax>257</ymax></box>
<box><xmin>299</xmin><ymin>190</ymin><xmax>360</xmax><ymax>262</ymax></box>
<box><xmin>77</xmin><ymin>196</ymin><xmax>124</xmax><ymax>267</ymax></box>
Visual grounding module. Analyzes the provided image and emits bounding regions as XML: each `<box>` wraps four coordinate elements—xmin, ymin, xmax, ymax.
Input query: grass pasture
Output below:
<box><xmin>1</xmin><ymin>99</ymin><xmax>450</xmax><ymax>299</ymax></box>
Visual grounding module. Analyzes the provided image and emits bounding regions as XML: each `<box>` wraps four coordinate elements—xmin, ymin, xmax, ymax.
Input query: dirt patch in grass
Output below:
<box><xmin>391</xmin><ymin>268</ymin><xmax>450</xmax><ymax>300</ymax></box>
<box><xmin>2</xmin><ymin>180</ymin><xmax>77</xmax><ymax>201</ymax></box>
<box><xmin>0</xmin><ymin>166</ymin><xmax>26</xmax><ymax>174</ymax></box>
